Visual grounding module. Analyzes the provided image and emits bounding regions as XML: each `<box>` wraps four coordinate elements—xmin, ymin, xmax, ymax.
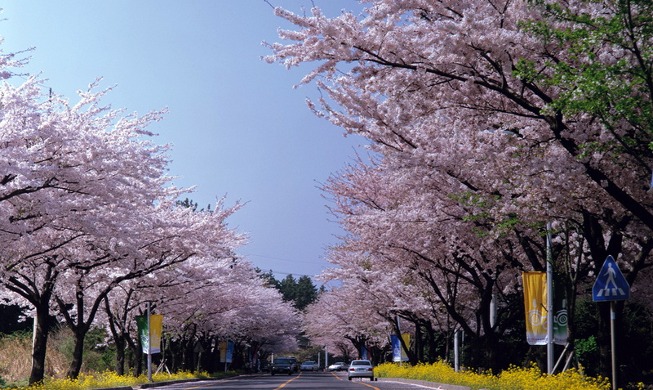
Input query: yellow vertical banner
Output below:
<box><xmin>219</xmin><ymin>341</ymin><xmax>227</xmax><ymax>362</ymax></box>
<box><xmin>522</xmin><ymin>272</ymin><xmax>547</xmax><ymax>345</ymax></box>
<box><xmin>149</xmin><ymin>314</ymin><xmax>163</xmax><ymax>354</ymax></box>
<box><xmin>401</xmin><ymin>333</ymin><xmax>410</xmax><ymax>362</ymax></box>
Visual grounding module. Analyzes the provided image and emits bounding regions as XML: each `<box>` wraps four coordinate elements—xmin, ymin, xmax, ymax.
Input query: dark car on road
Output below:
<box><xmin>270</xmin><ymin>357</ymin><xmax>298</xmax><ymax>375</ymax></box>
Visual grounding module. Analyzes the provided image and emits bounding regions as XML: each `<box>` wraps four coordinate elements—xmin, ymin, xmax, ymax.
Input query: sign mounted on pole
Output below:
<box><xmin>591</xmin><ymin>255</ymin><xmax>630</xmax><ymax>390</ymax></box>
<box><xmin>592</xmin><ymin>255</ymin><xmax>630</xmax><ymax>302</ymax></box>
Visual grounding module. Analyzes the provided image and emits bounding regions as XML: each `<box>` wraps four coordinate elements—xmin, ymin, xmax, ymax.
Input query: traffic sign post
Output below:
<box><xmin>592</xmin><ymin>255</ymin><xmax>630</xmax><ymax>390</ymax></box>
<box><xmin>592</xmin><ymin>255</ymin><xmax>630</xmax><ymax>302</ymax></box>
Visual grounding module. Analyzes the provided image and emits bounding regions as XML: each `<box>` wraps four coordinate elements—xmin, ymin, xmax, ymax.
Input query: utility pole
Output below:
<box><xmin>147</xmin><ymin>302</ymin><xmax>152</xmax><ymax>382</ymax></box>
<box><xmin>546</xmin><ymin>222</ymin><xmax>554</xmax><ymax>374</ymax></box>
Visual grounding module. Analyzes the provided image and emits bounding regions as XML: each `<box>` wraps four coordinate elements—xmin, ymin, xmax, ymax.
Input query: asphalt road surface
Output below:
<box><xmin>147</xmin><ymin>371</ymin><xmax>460</xmax><ymax>390</ymax></box>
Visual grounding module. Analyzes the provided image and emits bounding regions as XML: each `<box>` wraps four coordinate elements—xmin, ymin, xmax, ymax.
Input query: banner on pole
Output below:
<box><xmin>522</xmin><ymin>272</ymin><xmax>568</xmax><ymax>345</ymax></box>
<box><xmin>219</xmin><ymin>340</ymin><xmax>234</xmax><ymax>363</ymax></box>
<box><xmin>219</xmin><ymin>341</ymin><xmax>227</xmax><ymax>362</ymax></box>
<box><xmin>226</xmin><ymin>340</ymin><xmax>234</xmax><ymax>363</ymax></box>
<box><xmin>552</xmin><ymin>276</ymin><xmax>569</xmax><ymax>345</ymax></box>
<box><xmin>136</xmin><ymin>314</ymin><xmax>163</xmax><ymax>354</ymax></box>
<box><xmin>391</xmin><ymin>334</ymin><xmax>410</xmax><ymax>362</ymax></box>
<box><xmin>522</xmin><ymin>272</ymin><xmax>547</xmax><ymax>345</ymax></box>
<box><xmin>361</xmin><ymin>345</ymin><xmax>368</xmax><ymax>360</ymax></box>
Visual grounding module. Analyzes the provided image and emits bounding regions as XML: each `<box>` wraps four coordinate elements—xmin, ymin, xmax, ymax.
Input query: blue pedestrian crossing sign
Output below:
<box><xmin>592</xmin><ymin>255</ymin><xmax>630</xmax><ymax>302</ymax></box>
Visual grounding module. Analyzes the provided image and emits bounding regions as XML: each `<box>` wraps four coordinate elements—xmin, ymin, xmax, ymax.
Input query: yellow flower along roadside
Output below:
<box><xmin>5</xmin><ymin>370</ymin><xmax>233</xmax><ymax>390</ymax></box>
<box><xmin>374</xmin><ymin>361</ymin><xmax>622</xmax><ymax>390</ymax></box>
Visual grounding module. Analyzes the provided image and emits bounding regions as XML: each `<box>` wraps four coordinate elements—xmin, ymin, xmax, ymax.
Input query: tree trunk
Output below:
<box><xmin>131</xmin><ymin>332</ymin><xmax>143</xmax><ymax>376</ymax></box>
<box><xmin>424</xmin><ymin>322</ymin><xmax>438</xmax><ymax>363</ymax></box>
<box><xmin>66</xmin><ymin>327</ymin><xmax>87</xmax><ymax>379</ymax></box>
<box><xmin>114</xmin><ymin>335</ymin><xmax>126</xmax><ymax>375</ymax></box>
<box><xmin>168</xmin><ymin>338</ymin><xmax>177</xmax><ymax>372</ymax></box>
<box><xmin>7</xmin><ymin>266</ymin><xmax>59</xmax><ymax>385</ymax></box>
<box><xmin>28</xmin><ymin>304</ymin><xmax>51</xmax><ymax>385</ymax></box>
<box><xmin>414</xmin><ymin>321</ymin><xmax>423</xmax><ymax>362</ymax></box>
<box><xmin>103</xmin><ymin>296</ymin><xmax>127</xmax><ymax>375</ymax></box>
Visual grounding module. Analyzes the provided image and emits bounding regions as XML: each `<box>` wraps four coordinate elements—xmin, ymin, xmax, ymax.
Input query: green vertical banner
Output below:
<box><xmin>136</xmin><ymin>314</ymin><xmax>163</xmax><ymax>354</ymax></box>
<box><xmin>553</xmin><ymin>276</ymin><xmax>569</xmax><ymax>345</ymax></box>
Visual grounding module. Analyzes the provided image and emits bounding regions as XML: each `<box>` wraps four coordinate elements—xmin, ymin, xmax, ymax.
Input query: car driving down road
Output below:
<box><xmin>328</xmin><ymin>361</ymin><xmax>347</xmax><ymax>371</ymax></box>
<box><xmin>270</xmin><ymin>357</ymin><xmax>298</xmax><ymax>375</ymax></box>
<box><xmin>347</xmin><ymin>359</ymin><xmax>376</xmax><ymax>381</ymax></box>
<box><xmin>300</xmin><ymin>360</ymin><xmax>319</xmax><ymax>371</ymax></box>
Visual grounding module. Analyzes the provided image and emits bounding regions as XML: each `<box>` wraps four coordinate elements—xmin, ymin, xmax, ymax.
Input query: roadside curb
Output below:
<box><xmin>378</xmin><ymin>378</ymin><xmax>471</xmax><ymax>390</ymax></box>
<box><xmin>94</xmin><ymin>374</ymin><xmax>240</xmax><ymax>390</ymax></box>
<box><xmin>93</xmin><ymin>387</ymin><xmax>133</xmax><ymax>390</ymax></box>
<box><xmin>137</xmin><ymin>378</ymin><xmax>207</xmax><ymax>388</ymax></box>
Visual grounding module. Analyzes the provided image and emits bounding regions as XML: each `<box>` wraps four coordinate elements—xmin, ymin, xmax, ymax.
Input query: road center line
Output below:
<box><xmin>274</xmin><ymin>372</ymin><xmax>303</xmax><ymax>389</ymax></box>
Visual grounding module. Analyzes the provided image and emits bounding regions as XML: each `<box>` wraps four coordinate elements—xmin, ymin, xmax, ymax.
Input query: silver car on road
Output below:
<box><xmin>347</xmin><ymin>359</ymin><xmax>375</xmax><ymax>381</ymax></box>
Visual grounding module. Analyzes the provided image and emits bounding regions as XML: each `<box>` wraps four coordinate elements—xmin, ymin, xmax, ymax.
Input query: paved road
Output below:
<box><xmin>144</xmin><ymin>371</ymin><xmax>468</xmax><ymax>390</ymax></box>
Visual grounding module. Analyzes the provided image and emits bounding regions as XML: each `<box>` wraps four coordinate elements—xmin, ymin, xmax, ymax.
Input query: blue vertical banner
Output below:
<box><xmin>391</xmin><ymin>335</ymin><xmax>401</xmax><ymax>362</ymax></box>
<box><xmin>226</xmin><ymin>340</ymin><xmax>234</xmax><ymax>364</ymax></box>
<box><xmin>391</xmin><ymin>334</ymin><xmax>409</xmax><ymax>362</ymax></box>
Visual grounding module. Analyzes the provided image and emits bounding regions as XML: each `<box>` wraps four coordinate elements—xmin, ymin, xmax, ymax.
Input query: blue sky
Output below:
<box><xmin>2</xmin><ymin>1</ymin><xmax>365</xmax><ymax>282</ymax></box>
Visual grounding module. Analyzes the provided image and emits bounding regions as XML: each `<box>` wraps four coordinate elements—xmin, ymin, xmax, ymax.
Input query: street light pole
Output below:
<box><xmin>546</xmin><ymin>222</ymin><xmax>554</xmax><ymax>374</ymax></box>
<box><xmin>147</xmin><ymin>302</ymin><xmax>152</xmax><ymax>382</ymax></box>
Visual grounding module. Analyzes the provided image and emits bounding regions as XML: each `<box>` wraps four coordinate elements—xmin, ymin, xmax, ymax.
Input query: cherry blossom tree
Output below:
<box><xmin>0</xmin><ymin>21</ymin><xmax>298</xmax><ymax>384</ymax></box>
<box><xmin>320</xmin><ymin>153</ymin><xmax>536</xmax><ymax>367</ymax></box>
<box><xmin>0</xmin><ymin>77</ymin><xmax>168</xmax><ymax>383</ymax></box>
<box><xmin>103</xmin><ymin>255</ymin><xmax>300</xmax><ymax>375</ymax></box>
<box><xmin>302</xmin><ymin>291</ymin><xmax>345</xmax><ymax>356</ymax></box>
<box><xmin>267</xmin><ymin>0</ymin><xmax>652</xmax><ymax>373</ymax></box>
<box><xmin>303</xmin><ymin>278</ymin><xmax>391</xmax><ymax>363</ymax></box>
<box><xmin>52</xmin><ymin>198</ymin><xmax>243</xmax><ymax>379</ymax></box>
<box><xmin>0</xmin><ymin>73</ymin><xmax>246</xmax><ymax>382</ymax></box>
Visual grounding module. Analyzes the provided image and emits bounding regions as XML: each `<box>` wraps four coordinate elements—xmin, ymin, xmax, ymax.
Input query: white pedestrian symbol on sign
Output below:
<box><xmin>597</xmin><ymin>263</ymin><xmax>625</xmax><ymax>297</ymax></box>
<box><xmin>592</xmin><ymin>255</ymin><xmax>629</xmax><ymax>302</ymax></box>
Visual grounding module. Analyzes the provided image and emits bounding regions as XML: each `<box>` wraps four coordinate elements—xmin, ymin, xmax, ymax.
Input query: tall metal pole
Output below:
<box><xmin>147</xmin><ymin>302</ymin><xmax>152</xmax><ymax>382</ymax></box>
<box><xmin>546</xmin><ymin>222</ymin><xmax>554</xmax><ymax>374</ymax></box>
<box><xmin>454</xmin><ymin>330</ymin><xmax>459</xmax><ymax>372</ymax></box>
<box><xmin>490</xmin><ymin>293</ymin><xmax>497</xmax><ymax>329</ymax></box>
<box><xmin>610</xmin><ymin>302</ymin><xmax>617</xmax><ymax>390</ymax></box>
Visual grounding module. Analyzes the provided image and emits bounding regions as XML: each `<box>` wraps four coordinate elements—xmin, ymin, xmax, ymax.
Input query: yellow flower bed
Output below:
<box><xmin>8</xmin><ymin>370</ymin><xmax>223</xmax><ymax>390</ymax></box>
<box><xmin>374</xmin><ymin>361</ymin><xmax>612</xmax><ymax>390</ymax></box>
